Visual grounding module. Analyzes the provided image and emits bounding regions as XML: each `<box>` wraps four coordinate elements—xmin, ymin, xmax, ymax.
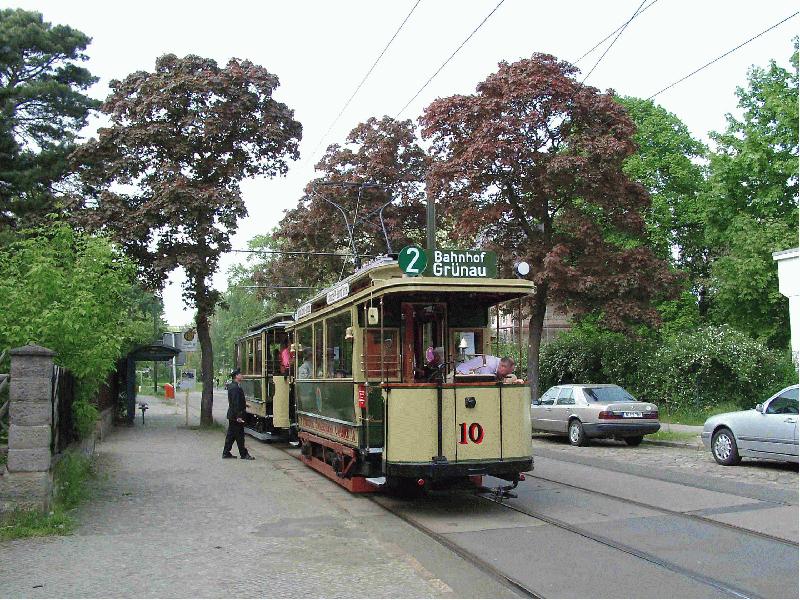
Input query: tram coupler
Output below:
<box><xmin>477</xmin><ymin>479</ymin><xmax>519</xmax><ymax>501</ymax></box>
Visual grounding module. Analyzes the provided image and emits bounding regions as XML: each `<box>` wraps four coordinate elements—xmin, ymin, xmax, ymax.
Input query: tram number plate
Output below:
<box><xmin>623</xmin><ymin>412</ymin><xmax>642</xmax><ymax>418</ymax></box>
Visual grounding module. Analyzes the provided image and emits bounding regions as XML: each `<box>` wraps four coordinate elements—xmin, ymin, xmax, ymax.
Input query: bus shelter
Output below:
<box><xmin>125</xmin><ymin>343</ymin><xmax>180</xmax><ymax>425</ymax></box>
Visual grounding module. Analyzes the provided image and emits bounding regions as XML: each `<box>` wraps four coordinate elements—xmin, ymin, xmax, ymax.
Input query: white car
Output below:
<box><xmin>532</xmin><ymin>384</ymin><xmax>660</xmax><ymax>446</ymax></box>
<box><xmin>701</xmin><ymin>384</ymin><xmax>799</xmax><ymax>465</ymax></box>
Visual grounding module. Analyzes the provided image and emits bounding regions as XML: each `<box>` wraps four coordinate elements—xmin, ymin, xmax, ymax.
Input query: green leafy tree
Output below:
<box><xmin>0</xmin><ymin>223</ymin><xmax>151</xmax><ymax>436</ymax></box>
<box><xmin>0</xmin><ymin>9</ymin><xmax>99</xmax><ymax>236</ymax></box>
<box><xmin>617</xmin><ymin>96</ymin><xmax>711</xmax><ymax>320</ymax></box>
<box><xmin>71</xmin><ymin>54</ymin><xmax>302</xmax><ymax>425</ymax></box>
<box><xmin>706</xmin><ymin>42</ymin><xmax>799</xmax><ymax>348</ymax></box>
<box><xmin>211</xmin><ymin>235</ymin><xmax>277</xmax><ymax>376</ymax></box>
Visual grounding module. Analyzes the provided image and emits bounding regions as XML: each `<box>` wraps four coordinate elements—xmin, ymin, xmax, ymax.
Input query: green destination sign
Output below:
<box><xmin>398</xmin><ymin>245</ymin><xmax>428</xmax><ymax>276</ymax></box>
<box><xmin>398</xmin><ymin>246</ymin><xmax>497</xmax><ymax>278</ymax></box>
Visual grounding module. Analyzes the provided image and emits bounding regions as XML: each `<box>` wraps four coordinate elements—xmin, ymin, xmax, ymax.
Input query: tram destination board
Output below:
<box><xmin>399</xmin><ymin>245</ymin><xmax>497</xmax><ymax>278</ymax></box>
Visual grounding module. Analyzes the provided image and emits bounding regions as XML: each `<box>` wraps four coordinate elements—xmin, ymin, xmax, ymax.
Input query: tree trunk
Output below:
<box><xmin>527</xmin><ymin>286</ymin><xmax>548</xmax><ymax>402</ymax></box>
<box><xmin>196</xmin><ymin>305</ymin><xmax>214</xmax><ymax>426</ymax></box>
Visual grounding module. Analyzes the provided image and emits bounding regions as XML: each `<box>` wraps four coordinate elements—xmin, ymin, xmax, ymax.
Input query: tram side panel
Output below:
<box><xmin>295</xmin><ymin>380</ymin><xmax>360</xmax><ymax>446</ymax></box>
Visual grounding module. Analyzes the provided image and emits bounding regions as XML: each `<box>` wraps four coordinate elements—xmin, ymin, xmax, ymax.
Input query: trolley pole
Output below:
<box><xmin>426</xmin><ymin>197</ymin><xmax>436</xmax><ymax>253</ymax></box>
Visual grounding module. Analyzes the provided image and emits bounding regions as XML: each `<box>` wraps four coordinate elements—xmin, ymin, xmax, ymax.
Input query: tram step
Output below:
<box><xmin>243</xmin><ymin>427</ymin><xmax>285</xmax><ymax>442</ymax></box>
<box><xmin>365</xmin><ymin>477</ymin><xmax>386</xmax><ymax>486</ymax></box>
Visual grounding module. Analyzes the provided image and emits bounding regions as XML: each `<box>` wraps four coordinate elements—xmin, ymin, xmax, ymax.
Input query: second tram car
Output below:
<box><xmin>234</xmin><ymin>313</ymin><xmax>297</xmax><ymax>442</ymax></box>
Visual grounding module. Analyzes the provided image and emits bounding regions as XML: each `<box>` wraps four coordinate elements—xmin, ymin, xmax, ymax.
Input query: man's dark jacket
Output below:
<box><xmin>227</xmin><ymin>381</ymin><xmax>246</xmax><ymax>420</ymax></box>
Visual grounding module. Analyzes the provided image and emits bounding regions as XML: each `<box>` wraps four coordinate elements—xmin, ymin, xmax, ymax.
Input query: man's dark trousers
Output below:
<box><xmin>223</xmin><ymin>419</ymin><xmax>247</xmax><ymax>456</ymax></box>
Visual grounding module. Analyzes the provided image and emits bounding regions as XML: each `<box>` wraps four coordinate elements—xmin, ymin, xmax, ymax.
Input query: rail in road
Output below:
<box><xmin>196</xmin><ymin>392</ymin><xmax>798</xmax><ymax>598</ymax></box>
<box><xmin>370</xmin><ymin>460</ymin><xmax>798</xmax><ymax>598</ymax></box>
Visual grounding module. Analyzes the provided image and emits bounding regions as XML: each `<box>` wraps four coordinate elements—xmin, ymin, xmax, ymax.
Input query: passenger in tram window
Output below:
<box><xmin>419</xmin><ymin>346</ymin><xmax>447</xmax><ymax>383</ymax></box>
<box><xmin>279</xmin><ymin>339</ymin><xmax>292</xmax><ymax>374</ymax></box>
<box><xmin>297</xmin><ymin>349</ymin><xmax>313</xmax><ymax>380</ymax></box>
<box><xmin>456</xmin><ymin>355</ymin><xmax>522</xmax><ymax>383</ymax></box>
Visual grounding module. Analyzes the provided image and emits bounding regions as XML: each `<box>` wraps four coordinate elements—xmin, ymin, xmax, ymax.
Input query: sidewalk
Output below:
<box><xmin>0</xmin><ymin>394</ymin><xmax>515</xmax><ymax>598</ymax></box>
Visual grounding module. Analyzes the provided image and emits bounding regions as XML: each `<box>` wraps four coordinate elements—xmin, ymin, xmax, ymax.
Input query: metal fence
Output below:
<box><xmin>51</xmin><ymin>365</ymin><xmax>77</xmax><ymax>454</ymax></box>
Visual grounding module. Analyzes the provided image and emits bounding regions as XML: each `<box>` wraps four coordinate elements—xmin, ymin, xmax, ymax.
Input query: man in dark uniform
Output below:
<box><xmin>222</xmin><ymin>369</ymin><xmax>254</xmax><ymax>460</ymax></box>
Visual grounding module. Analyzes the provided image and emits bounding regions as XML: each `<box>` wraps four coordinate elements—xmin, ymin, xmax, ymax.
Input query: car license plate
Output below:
<box><xmin>623</xmin><ymin>411</ymin><xmax>642</xmax><ymax>418</ymax></box>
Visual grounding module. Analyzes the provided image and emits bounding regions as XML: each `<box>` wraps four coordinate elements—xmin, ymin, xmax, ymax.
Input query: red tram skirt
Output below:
<box><xmin>298</xmin><ymin>431</ymin><xmax>379</xmax><ymax>493</ymax></box>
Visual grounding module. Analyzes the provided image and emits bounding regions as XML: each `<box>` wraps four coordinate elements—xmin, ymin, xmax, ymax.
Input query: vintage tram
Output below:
<box><xmin>286</xmin><ymin>254</ymin><xmax>534</xmax><ymax>492</ymax></box>
<box><xmin>234</xmin><ymin>312</ymin><xmax>297</xmax><ymax>442</ymax></box>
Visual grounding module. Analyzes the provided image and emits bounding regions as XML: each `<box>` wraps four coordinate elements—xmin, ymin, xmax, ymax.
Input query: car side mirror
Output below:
<box><xmin>755</xmin><ymin>403</ymin><xmax>765</xmax><ymax>414</ymax></box>
<box><xmin>532</xmin><ymin>400</ymin><xmax>541</xmax><ymax>406</ymax></box>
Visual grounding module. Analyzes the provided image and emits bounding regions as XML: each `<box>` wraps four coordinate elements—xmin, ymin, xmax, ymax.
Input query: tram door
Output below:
<box><xmin>401</xmin><ymin>303</ymin><xmax>447</xmax><ymax>383</ymax></box>
<box><xmin>270</xmin><ymin>328</ymin><xmax>291</xmax><ymax>429</ymax></box>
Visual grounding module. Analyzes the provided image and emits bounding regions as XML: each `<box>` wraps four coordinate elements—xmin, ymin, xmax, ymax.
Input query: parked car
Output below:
<box><xmin>531</xmin><ymin>384</ymin><xmax>660</xmax><ymax>446</ymax></box>
<box><xmin>701</xmin><ymin>384</ymin><xmax>798</xmax><ymax>465</ymax></box>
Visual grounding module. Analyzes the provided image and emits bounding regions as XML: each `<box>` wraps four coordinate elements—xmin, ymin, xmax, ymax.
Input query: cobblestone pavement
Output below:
<box><xmin>0</xmin><ymin>395</ymin><xmax>516</xmax><ymax>598</ymax></box>
<box><xmin>532</xmin><ymin>434</ymin><xmax>799</xmax><ymax>491</ymax></box>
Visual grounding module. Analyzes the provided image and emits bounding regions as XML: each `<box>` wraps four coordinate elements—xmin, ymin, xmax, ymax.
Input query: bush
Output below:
<box><xmin>537</xmin><ymin>323</ymin><xmax>795</xmax><ymax>414</ymax></box>
<box><xmin>538</xmin><ymin>323</ymin><xmax>654</xmax><ymax>398</ymax></box>
<box><xmin>651</xmin><ymin>325</ymin><xmax>796</xmax><ymax>412</ymax></box>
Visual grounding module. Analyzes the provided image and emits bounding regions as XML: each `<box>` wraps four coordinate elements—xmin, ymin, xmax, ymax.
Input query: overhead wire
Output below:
<box><xmin>308</xmin><ymin>0</ymin><xmax>423</xmax><ymax>163</ymax></box>
<box><xmin>647</xmin><ymin>12</ymin><xmax>799</xmax><ymax>100</ymax></box>
<box><xmin>580</xmin><ymin>0</ymin><xmax>648</xmax><ymax>85</ymax></box>
<box><xmin>572</xmin><ymin>0</ymin><xmax>660</xmax><ymax>64</ymax></box>
<box><xmin>395</xmin><ymin>0</ymin><xmax>507</xmax><ymax>118</ymax></box>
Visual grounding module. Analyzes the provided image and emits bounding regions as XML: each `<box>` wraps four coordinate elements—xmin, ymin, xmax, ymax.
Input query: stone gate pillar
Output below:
<box><xmin>0</xmin><ymin>344</ymin><xmax>55</xmax><ymax>511</ymax></box>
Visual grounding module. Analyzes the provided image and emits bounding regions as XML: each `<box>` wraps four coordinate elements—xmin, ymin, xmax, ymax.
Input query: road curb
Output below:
<box><xmin>643</xmin><ymin>437</ymin><xmax>704</xmax><ymax>450</ymax></box>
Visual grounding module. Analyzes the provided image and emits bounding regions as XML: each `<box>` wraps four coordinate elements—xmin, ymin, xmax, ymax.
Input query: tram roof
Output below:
<box><xmin>291</xmin><ymin>255</ymin><xmax>535</xmax><ymax>325</ymax></box>
<box><xmin>237</xmin><ymin>312</ymin><xmax>295</xmax><ymax>341</ymax></box>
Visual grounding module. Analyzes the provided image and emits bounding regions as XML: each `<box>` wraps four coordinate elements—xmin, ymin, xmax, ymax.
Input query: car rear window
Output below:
<box><xmin>584</xmin><ymin>386</ymin><xmax>636</xmax><ymax>403</ymax></box>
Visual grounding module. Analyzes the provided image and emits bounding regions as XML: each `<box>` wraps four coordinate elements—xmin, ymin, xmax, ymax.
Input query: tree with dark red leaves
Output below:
<box><xmin>71</xmin><ymin>54</ymin><xmax>301</xmax><ymax>425</ymax></box>
<box><xmin>258</xmin><ymin>116</ymin><xmax>428</xmax><ymax>304</ymax></box>
<box><xmin>422</xmin><ymin>54</ymin><xmax>681</xmax><ymax>398</ymax></box>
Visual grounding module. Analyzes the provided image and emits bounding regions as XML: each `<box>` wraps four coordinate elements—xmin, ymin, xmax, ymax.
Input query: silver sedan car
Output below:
<box><xmin>532</xmin><ymin>384</ymin><xmax>660</xmax><ymax>446</ymax></box>
<box><xmin>701</xmin><ymin>384</ymin><xmax>799</xmax><ymax>465</ymax></box>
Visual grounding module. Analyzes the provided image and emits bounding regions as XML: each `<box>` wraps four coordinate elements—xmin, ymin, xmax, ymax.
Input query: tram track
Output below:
<box><xmin>522</xmin><ymin>470</ymin><xmax>798</xmax><ymax>548</ymax></box>
<box><xmin>370</xmin><ymin>494</ymin><xmax>545</xmax><ymax>599</ymax></box>
<box><xmin>475</xmin><ymin>492</ymin><xmax>758</xmax><ymax>599</ymax></box>
<box><xmin>271</xmin><ymin>440</ymin><xmax>796</xmax><ymax>598</ymax></box>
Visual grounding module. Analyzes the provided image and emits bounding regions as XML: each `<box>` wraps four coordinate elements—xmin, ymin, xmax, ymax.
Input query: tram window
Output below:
<box><xmin>254</xmin><ymin>336</ymin><xmax>262</xmax><ymax>375</ymax></box>
<box><xmin>452</xmin><ymin>329</ymin><xmax>483</xmax><ymax>361</ymax></box>
<box><xmin>363</xmin><ymin>328</ymin><xmax>400</xmax><ymax>380</ymax></box>
<box><xmin>235</xmin><ymin>342</ymin><xmax>243</xmax><ymax>371</ymax></box>
<box><xmin>314</xmin><ymin>322</ymin><xmax>324</xmax><ymax>378</ymax></box>
<box><xmin>326</xmin><ymin>313</ymin><xmax>353</xmax><ymax>378</ymax></box>
<box><xmin>296</xmin><ymin>326</ymin><xmax>313</xmax><ymax>379</ymax></box>
<box><xmin>246</xmin><ymin>339</ymin><xmax>254</xmax><ymax>374</ymax></box>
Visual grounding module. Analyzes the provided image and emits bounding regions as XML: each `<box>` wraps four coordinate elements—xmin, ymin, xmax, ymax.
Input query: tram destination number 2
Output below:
<box><xmin>459</xmin><ymin>422</ymin><xmax>484</xmax><ymax>445</ymax></box>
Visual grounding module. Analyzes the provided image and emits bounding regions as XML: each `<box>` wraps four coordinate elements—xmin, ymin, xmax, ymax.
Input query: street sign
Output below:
<box><xmin>181</xmin><ymin>328</ymin><xmax>198</xmax><ymax>352</ymax></box>
<box><xmin>398</xmin><ymin>245</ymin><xmax>428</xmax><ymax>276</ymax></box>
<box><xmin>178</xmin><ymin>368</ymin><xmax>196</xmax><ymax>391</ymax></box>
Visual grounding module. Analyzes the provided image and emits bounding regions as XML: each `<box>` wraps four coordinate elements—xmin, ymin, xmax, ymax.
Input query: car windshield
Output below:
<box><xmin>584</xmin><ymin>386</ymin><xmax>636</xmax><ymax>403</ymax></box>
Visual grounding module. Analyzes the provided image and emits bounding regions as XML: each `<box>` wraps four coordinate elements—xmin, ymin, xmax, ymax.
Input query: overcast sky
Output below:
<box><xmin>12</xmin><ymin>0</ymin><xmax>799</xmax><ymax>326</ymax></box>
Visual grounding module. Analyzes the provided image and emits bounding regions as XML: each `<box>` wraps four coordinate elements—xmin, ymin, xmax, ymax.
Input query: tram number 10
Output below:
<box><xmin>458</xmin><ymin>422</ymin><xmax>485</xmax><ymax>445</ymax></box>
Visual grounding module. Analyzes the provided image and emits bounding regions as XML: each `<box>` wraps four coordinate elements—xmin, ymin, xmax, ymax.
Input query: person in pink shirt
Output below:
<box><xmin>279</xmin><ymin>339</ymin><xmax>292</xmax><ymax>375</ymax></box>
